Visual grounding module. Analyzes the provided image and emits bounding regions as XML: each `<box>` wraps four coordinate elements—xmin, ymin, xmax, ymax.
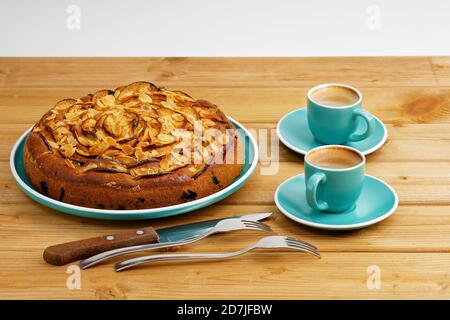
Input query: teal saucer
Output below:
<box><xmin>10</xmin><ymin>117</ymin><xmax>258</xmax><ymax>220</ymax></box>
<box><xmin>275</xmin><ymin>174</ymin><xmax>398</xmax><ymax>230</ymax></box>
<box><xmin>276</xmin><ymin>107</ymin><xmax>387</xmax><ymax>155</ymax></box>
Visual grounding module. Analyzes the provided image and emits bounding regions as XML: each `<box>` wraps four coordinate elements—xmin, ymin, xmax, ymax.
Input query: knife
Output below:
<box><xmin>43</xmin><ymin>212</ymin><xmax>272</xmax><ymax>266</ymax></box>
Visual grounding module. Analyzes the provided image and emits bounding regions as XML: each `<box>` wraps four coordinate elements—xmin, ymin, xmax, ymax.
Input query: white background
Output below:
<box><xmin>1</xmin><ymin>0</ymin><xmax>450</xmax><ymax>56</ymax></box>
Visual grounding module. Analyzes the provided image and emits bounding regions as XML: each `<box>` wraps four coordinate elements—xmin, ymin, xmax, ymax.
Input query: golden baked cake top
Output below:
<box><xmin>31</xmin><ymin>81</ymin><xmax>235</xmax><ymax>179</ymax></box>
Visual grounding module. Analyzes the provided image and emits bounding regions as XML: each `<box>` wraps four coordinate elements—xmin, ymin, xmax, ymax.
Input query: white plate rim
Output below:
<box><xmin>276</xmin><ymin>107</ymin><xmax>388</xmax><ymax>156</ymax></box>
<box><xmin>274</xmin><ymin>173</ymin><xmax>399</xmax><ymax>230</ymax></box>
<box><xmin>10</xmin><ymin>116</ymin><xmax>259</xmax><ymax>216</ymax></box>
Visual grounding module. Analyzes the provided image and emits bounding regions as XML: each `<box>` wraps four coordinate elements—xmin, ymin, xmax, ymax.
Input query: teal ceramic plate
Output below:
<box><xmin>276</xmin><ymin>108</ymin><xmax>387</xmax><ymax>155</ymax></box>
<box><xmin>10</xmin><ymin>117</ymin><xmax>258</xmax><ymax>220</ymax></box>
<box><xmin>275</xmin><ymin>174</ymin><xmax>398</xmax><ymax>230</ymax></box>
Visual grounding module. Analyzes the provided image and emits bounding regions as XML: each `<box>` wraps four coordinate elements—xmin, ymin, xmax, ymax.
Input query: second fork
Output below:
<box><xmin>115</xmin><ymin>236</ymin><xmax>320</xmax><ymax>271</ymax></box>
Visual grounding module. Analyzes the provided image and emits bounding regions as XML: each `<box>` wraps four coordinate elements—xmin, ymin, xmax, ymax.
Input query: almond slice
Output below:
<box><xmin>65</xmin><ymin>159</ymin><xmax>76</xmax><ymax>169</ymax></box>
<box><xmin>138</xmin><ymin>93</ymin><xmax>152</xmax><ymax>103</ymax></box>
<box><xmin>54</xmin><ymin>99</ymin><xmax>77</xmax><ymax>111</ymax></box>
<box><xmin>45</xmin><ymin>113</ymin><xmax>57</xmax><ymax>121</ymax></box>
<box><xmin>75</xmin><ymin>148</ymin><xmax>90</xmax><ymax>157</ymax></box>
<box><xmin>101</xmin><ymin>95</ymin><xmax>115</xmax><ymax>107</ymax></box>
<box><xmin>201</xmin><ymin>119</ymin><xmax>216</xmax><ymax>128</ymax></box>
<box><xmin>130</xmin><ymin>167</ymin><xmax>160</xmax><ymax>177</ymax></box>
<box><xmin>76</xmin><ymin>133</ymin><xmax>97</xmax><ymax>147</ymax></box>
<box><xmin>121</xmin><ymin>144</ymin><xmax>135</xmax><ymax>154</ymax></box>
<box><xmin>157</xmin><ymin>133</ymin><xmax>175</xmax><ymax>143</ymax></box>
<box><xmin>116</xmin><ymin>154</ymin><xmax>137</xmax><ymax>165</ymax></box>
<box><xmin>60</xmin><ymin>144</ymin><xmax>76</xmax><ymax>158</ymax></box>
<box><xmin>103</xmin><ymin>136</ymin><xmax>117</xmax><ymax>146</ymax></box>
<box><xmin>112</xmin><ymin>122</ymin><xmax>122</xmax><ymax>137</ymax></box>
<box><xmin>171</xmin><ymin>113</ymin><xmax>185</xmax><ymax>122</ymax></box>
<box><xmin>89</xmin><ymin>141</ymin><xmax>109</xmax><ymax>155</ymax></box>
<box><xmin>83</xmin><ymin>163</ymin><xmax>98</xmax><ymax>171</ymax></box>
<box><xmin>81</xmin><ymin>118</ymin><xmax>97</xmax><ymax>133</ymax></box>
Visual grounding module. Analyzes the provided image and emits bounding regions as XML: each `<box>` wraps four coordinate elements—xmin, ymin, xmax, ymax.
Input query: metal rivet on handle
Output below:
<box><xmin>106</xmin><ymin>235</ymin><xmax>115</xmax><ymax>241</ymax></box>
<box><xmin>136</xmin><ymin>230</ymin><xmax>144</xmax><ymax>235</ymax></box>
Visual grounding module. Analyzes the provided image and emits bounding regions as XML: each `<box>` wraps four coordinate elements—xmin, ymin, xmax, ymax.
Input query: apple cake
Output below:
<box><xmin>24</xmin><ymin>81</ymin><xmax>244</xmax><ymax>210</ymax></box>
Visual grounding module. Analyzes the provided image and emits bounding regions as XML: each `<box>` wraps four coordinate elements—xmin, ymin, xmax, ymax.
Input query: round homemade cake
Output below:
<box><xmin>24</xmin><ymin>81</ymin><xmax>244</xmax><ymax>210</ymax></box>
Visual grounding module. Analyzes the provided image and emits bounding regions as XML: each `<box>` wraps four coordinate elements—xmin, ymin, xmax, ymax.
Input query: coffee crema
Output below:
<box><xmin>310</xmin><ymin>85</ymin><xmax>359</xmax><ymax>107</ymax></box>
<box><xmin>306</xmin><ymin>147</ymin><xmax>362</xmax><ymax>169</ymax></box>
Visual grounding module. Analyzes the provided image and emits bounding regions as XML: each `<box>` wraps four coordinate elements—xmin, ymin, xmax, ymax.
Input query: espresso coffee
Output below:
<box><xmin>310</xmin><ymin>85</ymin><xmax>359</xmax><ymax>107</ymax></box>
<box><xmin>306</xmin><ymin>147</ymin><xmax>362</xmax><ymax>169</ymax></box>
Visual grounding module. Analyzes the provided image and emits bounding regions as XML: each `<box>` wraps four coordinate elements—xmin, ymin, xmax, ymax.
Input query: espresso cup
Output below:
<box><xmin>307</xmin><ymin>83</ymin><xmax>375</xmax><ymax>144</ymax></box>
<box><xmin>304</xmin><ymin>145</ymin><xmax>365</xmax><ymax>212</ymax></box>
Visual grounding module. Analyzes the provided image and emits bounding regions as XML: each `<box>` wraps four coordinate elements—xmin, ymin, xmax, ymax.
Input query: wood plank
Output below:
<box><xmin>0</xmin><ymin>203</ymin><xmax>449</xmax><ymax>253</ymax></box>
<box><xmin>0</xmin><ymin>252</ymin><xmax>448</xmax><ymax>299</ymax></box>
<box><xmin>1</xmin><ymin>160</ymin><xmax>449</xmax><ymax>206</ymax></box>
<box><xmin>0</xmin><ymin>57</ymin><xmax>438</xmax><ymax>89</ymax></box>
<box><xmin>1</xmin><ymin>86</ymin><xmax>450</xmax><ymax>124</ymax></box>
<box><xmin>249</xmin><ymin>122</ymin><xmax>450</xmax><ymax>163</ymax></box>
<box><xmin>430</xmin><ymin>57</ymin><xmax>450</xmax><ymax>87</ymax></box>
<box><xmin>229</xmin><ymin>162</ymin><xmax>450</xmax><ymax>205</ymax></box>
<box><xmin>2</xmin><ymin>123</ymin><xmax>450</xmax><ymax>162</ymax></box>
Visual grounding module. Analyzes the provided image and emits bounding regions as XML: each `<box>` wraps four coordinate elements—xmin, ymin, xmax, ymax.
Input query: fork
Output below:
<box><xmin>80</xmin><ymin>218</ymin><xmax>272</xmax><ymax>269</ymax></box>
<box><xmin>115</xmin><ymin>236</ymin><xmax>320</xmax><ymax>271</ymax></box>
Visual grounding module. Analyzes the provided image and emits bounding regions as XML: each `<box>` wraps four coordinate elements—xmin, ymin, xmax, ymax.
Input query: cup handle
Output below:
<box><xmin>306</xmin><ymin>172</ymin><xmax>328</xmax><ymax>211</ymax></box>
<box><xmin>348</xmin><ymin>109</ymin><xmax>375</xmax><ymax>142</ymax></box>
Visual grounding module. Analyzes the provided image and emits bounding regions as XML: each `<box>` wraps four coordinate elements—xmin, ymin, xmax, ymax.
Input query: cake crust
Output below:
<box><xmin>24</xmin><ymin>82</ymin><xmax>244</xmax><ymax>210</ymax></box>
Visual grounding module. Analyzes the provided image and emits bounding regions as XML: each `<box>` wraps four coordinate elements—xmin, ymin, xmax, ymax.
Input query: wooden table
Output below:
<box><xmin>0</xmin><ymin>57</ymin><xmax>449</xmax><ymax>300</ymax></box>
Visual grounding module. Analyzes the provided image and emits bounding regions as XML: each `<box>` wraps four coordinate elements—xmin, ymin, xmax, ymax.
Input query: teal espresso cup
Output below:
<box><xmin>304</xmin><ymin>145</ymin><xmax>365</xmax><ymax>212</ymax></box>
<box><xmin>307</xmin><ymin>83</ymin><xmax>375</xmax><ymax>144</ymax></box>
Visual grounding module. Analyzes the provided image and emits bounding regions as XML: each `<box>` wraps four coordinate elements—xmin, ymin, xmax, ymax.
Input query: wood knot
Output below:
<box><xmin>402</xmin><ymin>94</ymin><xmax>449</xmax><ymax>123</ymax></box>
<box><xmin>94</xmin><ymin>284</ymin><xmax>127</xmax><ymax>300</ymax></box>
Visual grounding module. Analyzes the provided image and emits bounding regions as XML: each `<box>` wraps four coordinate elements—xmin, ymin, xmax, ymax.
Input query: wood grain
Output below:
<box><xmin>0</xmin><ymin>252</ymin><xmax>449</xmax><ymax>299</ymax></box>
<box><xmin>0</xmin><ymin>57</ymin><xmax>438</xmax><ymax>89</ymax></box>
<box><xmin>0</xmin><ymin>57</ymin><xmax>449</xmax><ymax>299</ymax></box>
<box><xmin>0</xmin><ymin>203</ymin><xmax>449</xmax><ymax>253</ymax></box>
<box><xmin>2</xmin><ymin>160</ymin><xmax>449</xmax><ymax>205</ymax></box>
<box><xmin>1</xmin><ymin>87</ymin><xmax>449</xmax><ymax>124</ymax></box>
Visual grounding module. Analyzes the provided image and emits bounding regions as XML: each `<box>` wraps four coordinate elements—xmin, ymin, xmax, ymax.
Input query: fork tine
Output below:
<box><xmin>285</xmin><ymin>240</ymin><xmax>319</xmax><ymax>253</ymax></box>
<box><xmin>286</xmin><ymin>237</ymin><xmax>318</xmax><ymax>250</ymax></box>
<box><xmin>243</xmin><ymin>223</ymin><xmax>272</xmax><ymax>232</ymax></box>
<box><xmin>241</xmin><ymin>219</ymin><xmax>267</xmax><ymax>226</ymax></box>
<box><xmin>286</xmin><ymin>242</ymin><xmax>320</xmax><ymax>257</ymax></box>
<box><xmin>242</xmin><ymin>220</ymin><xmax>272</xmax><ymax>232</ymax></box>
<box><xmin>285</xmin><ymin>242</ymin><xmax>321</xmax><ymax>258</ymax></box>
<box><xmin>241</xmin><ymin>219</ymin><xmax>271</xmax><ymax>228</ymax></box>
<box><xmin>286</xmin><ymin>240</ymin><xmax>319</xmax><ymax>254</ymax></box>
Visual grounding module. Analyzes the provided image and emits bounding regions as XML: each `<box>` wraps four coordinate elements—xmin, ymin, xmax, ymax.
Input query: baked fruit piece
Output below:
<box><xmin>24</xmin><ymin>82</ymin><xmax>244</xmax><ymax>210</ymax></box>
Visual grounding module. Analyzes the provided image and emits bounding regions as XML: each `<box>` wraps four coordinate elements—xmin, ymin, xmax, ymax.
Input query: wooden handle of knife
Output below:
<box><xmin>43</xmin><ymin>227</ymin><xmax>159</xmax><ymax>266</ymax></box>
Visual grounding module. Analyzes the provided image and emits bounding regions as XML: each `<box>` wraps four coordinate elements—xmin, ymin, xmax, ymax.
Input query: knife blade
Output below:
<box><xmin>43</xmin><ymin>212</ymin><xmax>272</xmax><ymax>266</ymax></box>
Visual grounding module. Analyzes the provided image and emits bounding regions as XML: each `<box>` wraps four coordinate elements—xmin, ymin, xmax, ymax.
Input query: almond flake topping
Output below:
<box><xmin>34</xmin><ymin>82</ymin><xmax>232</xmax><ymax>177</ymax></box>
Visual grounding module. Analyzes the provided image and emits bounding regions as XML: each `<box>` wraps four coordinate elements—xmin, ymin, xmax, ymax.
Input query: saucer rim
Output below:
<box><xmin>276</xmin><ymin>107</ymin><xmax>388</xmax><ymax>156</ymax></box>
<box><xmin>274</xmin><ymin>173</ymin><xmax>399</xmax><ymax>230</ymax></box>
